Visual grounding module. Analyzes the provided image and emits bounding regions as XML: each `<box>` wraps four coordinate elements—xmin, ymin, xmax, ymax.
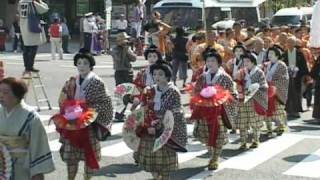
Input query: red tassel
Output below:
<box><xmin>59</xmin><ymin>128</ymin><xmax>99</xmax><ymax>169</ymax></box>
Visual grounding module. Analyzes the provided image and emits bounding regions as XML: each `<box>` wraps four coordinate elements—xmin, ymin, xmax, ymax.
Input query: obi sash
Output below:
<box><xmin>0</xmin><ymin>135</ymin><xmax>28</xmax><ymax>158</ymax></box>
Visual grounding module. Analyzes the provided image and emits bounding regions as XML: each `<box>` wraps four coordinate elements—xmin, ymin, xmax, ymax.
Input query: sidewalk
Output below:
<box><xmin>1</xmin><ymin>39</ymin><xmax>148</xmax><ymax>70</ymax></box>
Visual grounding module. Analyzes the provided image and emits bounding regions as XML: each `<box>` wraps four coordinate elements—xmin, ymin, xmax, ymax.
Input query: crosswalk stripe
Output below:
<box><xmin>101</xmin><ymin>141</ymin><xmax>133</xmax><ymax>157</ymax></box>
<box><xmin>49</xmin><ymin>139</ymin><xmax>61</xmax><ymax>151</ymax></box>
<box><xmin>178</xmin><ymin>149</ymin><xmax>207</xmax><ymax>164</ymax></box>
<box><xmin>219</xmin><ymin>134</ymin><xmax>304</xmax><ymax>170</ymax></box>
<box><xmin>283</xmin><ymin>148</ymin><xmax>320</xmax><ymax>178</ymax></box>
<box><xmin>44</xmin><ymin>124</ymin><xmax>56</xmax><ymax>134</ymax></box>
<box><xmin>60</xmin><ymin>65</ymin><xmax>114</xmax><ymax>69</ymax></box>
<box><xmin>187</xmin><ymin>134</ymin><xmax>305</xmax><ymax>180</ymax></box>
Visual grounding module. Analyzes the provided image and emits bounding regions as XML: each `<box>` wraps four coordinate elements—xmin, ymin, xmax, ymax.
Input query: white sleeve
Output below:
<box><xmin>33</xmin><ymin>1</ymin><xmax>49</xmax><ymax>14</ymax></box>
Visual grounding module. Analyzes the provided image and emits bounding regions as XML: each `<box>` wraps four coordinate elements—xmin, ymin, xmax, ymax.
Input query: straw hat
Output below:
<box><xmin>116</xmin><ymin>32</ymin><xmax>130</xmax><ymax>43</ymax></box>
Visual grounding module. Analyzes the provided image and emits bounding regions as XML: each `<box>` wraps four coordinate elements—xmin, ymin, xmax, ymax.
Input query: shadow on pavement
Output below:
<box><xmin>173</xmin><ymin>166</ymin><xmax>208</xmax><ymax>180</ymax></box>
<box><xmin>303</xmin><ymin>119</ymin><xmax>320</xmax><ymax>125</ymax></box>
<box><xmin>95</xmin><ymin>163</ymin><xmax>142</xmax><ymax>177</ymax></box>
<box><xmin>289</xmin><ymin>126</ymin><xmax>320</xmax><ymax>132</ymax></box>
<box><xmin>283</xmin><ymin>154</ymin><xmax>320</xmax><ymax>163</ymax></box>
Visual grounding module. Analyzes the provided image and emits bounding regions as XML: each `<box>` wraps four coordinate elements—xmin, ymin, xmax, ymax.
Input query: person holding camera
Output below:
<box><xmin>18</xmin><ymin>0</ymin><xmax>49</xmax><ymax>73</ymax></box>
<box><xmin>111</xmin><ymin>32</ymin><xmax>137</xmax><ymax>85</ymax></box>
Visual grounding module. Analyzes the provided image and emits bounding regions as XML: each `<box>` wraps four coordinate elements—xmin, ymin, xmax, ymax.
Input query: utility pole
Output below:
<box><xmin>105</xmin><ymin>0</ymin><xmax>112</xmax><ymax>30</ymax></box>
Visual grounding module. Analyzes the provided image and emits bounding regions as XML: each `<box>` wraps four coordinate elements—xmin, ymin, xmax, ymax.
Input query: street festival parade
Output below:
<box><xmin>2</xmin><ymin>0</ymin><xmax>320</xmax><ymax>180</ymax></box>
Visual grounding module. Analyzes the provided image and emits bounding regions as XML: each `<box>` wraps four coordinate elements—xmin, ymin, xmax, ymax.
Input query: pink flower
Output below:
<box><xmin>200</xmin><ymin>86</ymin><xmax>217</xmax><ymax>98</ymax></box>
<box><xmin>115</xmin><ymin>85</ymin><xmax>126</xmax><ymax>96</ymax></box>
<box><xmin>63</xmin><ymin>105</ymin><xmax>84</xmax><ymax>121</ymax></box>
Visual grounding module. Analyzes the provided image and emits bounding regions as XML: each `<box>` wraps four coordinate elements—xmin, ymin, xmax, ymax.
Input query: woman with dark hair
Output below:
<box><xmin>191</xmin><ymin>48</ymin><xmax>237</xmax><ymax>170</ymax></box>
<box><xmin>133</xmin><ymin>45</ymin><xmax>162</xmax><ymax>91</ymax></box>
<box><xmin>136</xmin><ymin>60</ymin><xmax>187</xmax><ymax>179</ymax></box>
<box><xmin>0</xmin><ymin>77</ymin><xmax>55</xmax><ymax>179</ymax></box>
<box><xmin>226</xmin><ymin>43</ymin><xmax>247</xmax><ymax>79</ymax></box>
<box><xmin>56</xmin><ymin>49</ymin><xmax>113</xmax><ymax>180</ymax></box>
<box><xmin>264</xmin><ymin>46</ymin><xmax>289</xmax><ymax>137</ymax></box>
<box><xmin>234</xmin><ymin>52</ymin><xmax>268</xmax><ymax>149</ymax></box>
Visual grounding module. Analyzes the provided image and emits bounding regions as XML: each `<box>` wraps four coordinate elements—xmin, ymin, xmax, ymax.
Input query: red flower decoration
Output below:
<box><xmin>190</xmin><ymin>85</ymin><xmax>233</xmax><ymax>107</ymax></box>
<box><xmin>50</xmin><ymin>100</ymin><xmax>97</xmax><ymax>130</ymax></box>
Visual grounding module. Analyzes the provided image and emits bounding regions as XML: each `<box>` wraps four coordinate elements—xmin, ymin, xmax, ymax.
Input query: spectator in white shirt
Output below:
<box><xmin>115</xmin><ymin>14</ymin><xmax>128</xmax><ymax>33</ymax></box>
<box><xmin>83</xmin><ymin>12</ymin><xmax>98</xmax><ymax>51</ymax></box>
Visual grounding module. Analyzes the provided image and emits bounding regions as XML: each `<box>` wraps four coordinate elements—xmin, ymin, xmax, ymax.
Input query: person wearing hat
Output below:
<box><xmin>115</xmin><ymin>14</ymin><xmax>128</xmax><ymax>33</ymax></box>
<box><xmin>48</xmin><ymin>17</ymin><xmax>63</xmax><ymax>60</ymax></box>
<box><xmin>55</xmin><ymin>49</ymin><xmax>113</xmax><ymax>180</ymax></box>
<box><xmin>136</xmin><ymin>60</ymin><xmax>187</xmax><ymax>179</ymax></box>
<box><xmin>83</xmin><ymin>12</ymin><xmax>98</xmax><ymax>52</ymax></box>
<box><xmin>18</xmin><ymin>0</ymin><xmax>49</xmax><ymax>72</ymax></box>
<box><xmin>264</xmin><ymin>46</ymin><xmax>289</xmax><ymax>137</ymax></box>
<box><xmin>234</xmin><ymin>52</ymin><xmax>268</xmax><ymax>149</ymax></box>
<box><xmin>110</xmin><ymin>32</ymin><xmax>137</xmax><ymax>85</ymax></box>
<box><xmin>191</xmin><ymin>47</ymin><xmax>237</xmax><ymax>170</ymax></box>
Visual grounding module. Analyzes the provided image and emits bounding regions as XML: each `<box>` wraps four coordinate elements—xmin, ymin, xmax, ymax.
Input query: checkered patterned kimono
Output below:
<box><xmin>58</xmin><ymin>74</ymin><xmax>113</xmax><ymax>174</ymax></box>
<box><xmin>265</xmin><ymin>61</ymin><xmax>289</xmax><ymax>126</ymax></box>
<box><xmin>235</xmin><ymin>67</ymin><xmax>268</xmax><ymax>130</ymax></box>
<box><xmin>192</xmin><ymin>68</ymin><xmax>237</xmax><ymax>161</ymax></box>
<box><xmin>137</xmin><ymin>84</ymin><xmax>187</xmax><ymax>175</ymax></box>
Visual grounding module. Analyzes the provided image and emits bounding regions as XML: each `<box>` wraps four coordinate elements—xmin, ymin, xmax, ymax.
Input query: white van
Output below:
<box><xmin>271</xmin><ymin>7</ymin><xmax>313</xmax><ymax>26</ymax></box>
<box><xmin>153</xmin><ymin>0</ymin><xmax>268</xmax><ymax>30</ymax></box>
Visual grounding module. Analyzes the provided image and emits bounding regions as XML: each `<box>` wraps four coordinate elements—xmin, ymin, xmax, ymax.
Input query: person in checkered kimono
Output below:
<box><xmin>264</xmin><ymin>46</ymin><xmax>289</xmax><ymax>137</ymax></box>
<box><xmin>131</xmin><ymin>45</ymin><xmax>161</xmax><ymax>164</ymax></box>
<box><xmin>225</xmin><ymin>43</ymin><xmax>247</xmax><ymax>134</ymax></box>
<box><xmin>136</xmin><ymin>60</ymin><xmax>187</xmax><ymax>180</ymax></box>
<box><xmin>234</xmin><ymin>52</ymin><xmax>268</xmax><ymax>149</ymax></box>
<box><xmin>192</xmin><ymin>47</ymin><xmax>237</xmax><ymax>170</ymax></box>
<box><xmin>57</xmin><ymin>50</ymin><xmax>113</xmax><ymax>180</ymax></box>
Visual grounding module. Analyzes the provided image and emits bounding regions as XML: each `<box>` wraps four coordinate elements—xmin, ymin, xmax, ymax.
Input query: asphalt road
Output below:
<box><xmin>1</xmin><ymin>51</ymin><xmax>320</xmax><ymax>180</ymax></box>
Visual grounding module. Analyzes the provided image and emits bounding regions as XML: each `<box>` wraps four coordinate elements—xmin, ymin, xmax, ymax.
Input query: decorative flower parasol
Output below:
<box><xmin>114</xmin><ymin>83</ymin><xmax>140</xmax><ymax>121</ymax></box>
<box><xmin>50</xmin><ymin>100</ymin><xmax>98</xmax><ymax>130</ymax></box>
<box><xmin>191</xmin><ymin>85</ymin><xmax>233</xmax><ymax>107</ymax></box>
<box><xmin>0</xmin><ymin>142</ymin><xmax>12</xmax><ymax>180</ymax></box>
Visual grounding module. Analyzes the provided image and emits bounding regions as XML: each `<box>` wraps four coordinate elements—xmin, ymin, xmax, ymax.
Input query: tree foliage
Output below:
<box><xmin>271</xmin><ymin>0</ymin><xmax>313</xmax><ymax>12</ymax></box>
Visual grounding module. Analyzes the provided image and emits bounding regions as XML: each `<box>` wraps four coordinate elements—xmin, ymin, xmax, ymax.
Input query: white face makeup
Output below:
<box><xmin>76</xmin><ymin>58</ymin><xmax>91</xmax><ymax>77</ymax></box>
<box><xmin>234</xmin><ymin>48</ymin><xmax>244</xmax><ymax>59</ymax></box>
<box><xmin>153</xmin><ymin>69</ymin><xmax>168</xmax><ymax>86</ymax></box>
<box><xmin>244</xmin><ymin>58</ymin><xmax>254</xmax><ymax>70</ymax></box>
<box><xmin>268</xmin><ymin>51</ymin><xmax>278</xmax><ymax>63</ymax></box>
<box><xmin>206</xmin><ymin>57</ymin><xmax>219</xmax><ymax>72</ymax></box>
<box><xmin>147</xmin><ymin>53</ymin><xmax>158</xmax><ymax>65</ymax></box>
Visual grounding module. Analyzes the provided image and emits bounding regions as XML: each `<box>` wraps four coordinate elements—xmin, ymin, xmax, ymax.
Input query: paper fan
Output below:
<box><xmin>114</xmin><ymin>83</ymin><xmax>140</xmax><ymax>121</ymax></box>
<box><xmin>0</xmin><ymin>142</ymin><xmax>12</xmax><ymax>180</ymax></box>
<box><xmin>153</xmin><ymin>110</ymin><xmax>175</xmax><ymax>152</ymax></box>
<box><xmin>122</xmin><ymin>107</ymin><xmax>144</xmax><ymax>151</ymax></box>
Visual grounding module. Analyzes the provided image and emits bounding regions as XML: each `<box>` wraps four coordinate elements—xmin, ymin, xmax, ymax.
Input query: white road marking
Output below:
<box><xmin>101</xmin><ymin>141</ymin><xmax>133</xmax><ymax>157</ymax></box>
<box><xmin>60</xmin><ymin>65</ymin><xmax>113</xmax><ymax>69</ymax></box>
<box><xmin>283</xmin><ymin>148</ymin><xmax>320</xmax><ymax>178</ymax></box>
<box><xmin>187</xmin><ymin>134</ymin><xmax>305</xmax><ymax>180</ymax></box>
